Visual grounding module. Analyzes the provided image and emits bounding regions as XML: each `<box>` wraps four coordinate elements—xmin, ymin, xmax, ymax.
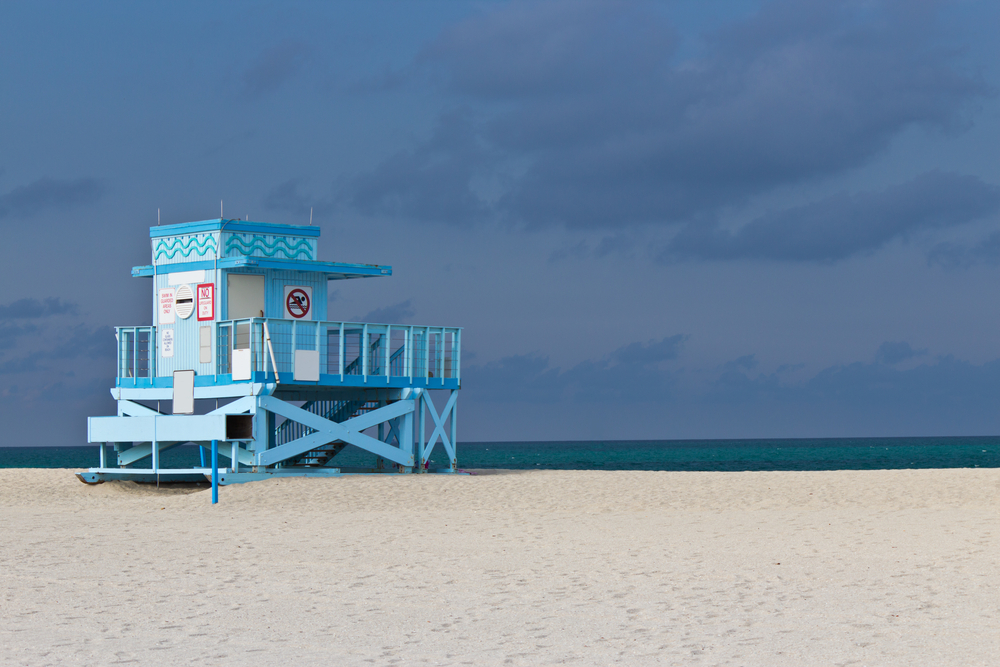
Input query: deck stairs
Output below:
<box><xmin>274</xmin><ymin>338</ymin><xmax>405</xmax><ymax>467</ymax></box>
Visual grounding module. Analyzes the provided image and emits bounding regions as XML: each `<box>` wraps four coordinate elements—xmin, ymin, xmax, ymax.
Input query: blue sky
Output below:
<box><xmin>3</xmin><ymin>0</ymin><xmax>1000</xmax><ymax>444</ymax></box>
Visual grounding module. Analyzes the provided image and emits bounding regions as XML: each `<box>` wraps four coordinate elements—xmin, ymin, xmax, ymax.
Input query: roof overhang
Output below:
<box><xmin>132</xmin><ymin>257</ymin><xmax>391</xmax><ymax>280</ymax></box>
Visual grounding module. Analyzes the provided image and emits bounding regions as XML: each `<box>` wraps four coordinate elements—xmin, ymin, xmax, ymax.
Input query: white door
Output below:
<box><xmin>227</xmin><ymin>274</ymin><xmax>265</xmax><ymax>319</ymax></box>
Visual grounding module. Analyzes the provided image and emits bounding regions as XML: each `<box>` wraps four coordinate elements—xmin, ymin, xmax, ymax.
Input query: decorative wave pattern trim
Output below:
<box><xmin>225</xmin><ymin>234</ymin><xmax>314</xmax><ymax>260</ymax></box>
<box><xmin>155</xmin><ymin>235</ymin><xmax>218</xmax><ymax>259</ymax></box>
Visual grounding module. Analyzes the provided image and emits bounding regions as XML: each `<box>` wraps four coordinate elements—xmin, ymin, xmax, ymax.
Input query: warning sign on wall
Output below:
<box><xmin>161</xmin><ymin>328</ymin><xmax>174</xmax><ymax>358</ymax></box>
<box><xmin>197</xmin><ymin>283</ymin><xmax>215</xmax><ymax>321</ymax></box>
<box><xmin>283</xmin><ymin>285</ymin><xmax>312</xmax><ymax>320</ymax></box>
<box><xmin>159</xmin><ymin>288</ymin><xmax>175</xmax><ymax>324</ymax></box>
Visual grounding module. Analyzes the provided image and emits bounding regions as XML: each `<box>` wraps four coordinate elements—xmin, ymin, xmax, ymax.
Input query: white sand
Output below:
<box><xmin>1</xmin><ymin>468</ymin><xmax>998</xmax><ymax>666</ymax></box>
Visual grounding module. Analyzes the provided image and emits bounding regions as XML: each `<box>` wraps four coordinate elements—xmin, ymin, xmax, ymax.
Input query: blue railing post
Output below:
<box><xmin>211</xmin><ymin>439</ymin><xmax>219</xmax><ymax>504</ymax></box>
<box><xmin>199</xmin><ymin>445</ymin><xmax>206</xmax><ymax>468</ymax></box>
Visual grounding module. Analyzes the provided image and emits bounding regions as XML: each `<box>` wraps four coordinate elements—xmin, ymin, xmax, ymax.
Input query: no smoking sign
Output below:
<box><xmin>283</xmin><ymin>286</ymin><xmax>312</xmax><ymax>320</ymax></box>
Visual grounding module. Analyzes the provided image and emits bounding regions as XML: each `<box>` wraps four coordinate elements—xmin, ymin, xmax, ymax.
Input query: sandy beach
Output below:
<box><xmin>1</xmin><ymin>468</ymin><xmax>998</xmax><ymax>666</ymax></box>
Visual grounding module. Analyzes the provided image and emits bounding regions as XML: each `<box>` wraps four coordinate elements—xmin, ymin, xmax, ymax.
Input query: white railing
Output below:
<box><xmin>116</xmin><ymin>326</ymin><xmax>155</xmax><ymax>379</ymax></box>
<box><xmin>215</xmin><ymin>318</ymin><xmax>461</xmax><ymax>384</ymax></box>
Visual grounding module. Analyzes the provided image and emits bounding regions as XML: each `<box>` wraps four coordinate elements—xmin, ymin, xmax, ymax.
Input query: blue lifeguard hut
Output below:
<box><xmin>78</xmin><ymin>218</ymin><xmax>461</xmax><ymax>484</ymax></box>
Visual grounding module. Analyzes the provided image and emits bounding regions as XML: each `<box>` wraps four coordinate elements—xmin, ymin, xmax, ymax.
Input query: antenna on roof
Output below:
<box><xmin>220</xmin><ymin>200</ymin><xmax>224</xmax><ymax>220</ymax></box>
<box><xmin>157</xmin><ymin>208</ymin><xmax>160</xmax><ymax>226</ymax></box>
<box><xmin>310</xmin><ymin>207</ymin><xmax>313</xmax><ymax>225</ymax></box>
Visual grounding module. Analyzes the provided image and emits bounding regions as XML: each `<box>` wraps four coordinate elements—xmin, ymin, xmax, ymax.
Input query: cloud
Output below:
<box><xmin>465</xmin><ymin>338</ymin><xmax>1000</xmax><ymax>437</ymax></box>
<box><xmin>242</xmin><ymin>40</ymin><xmax>311</xmax><ymax>97</ymax></box>
<box><xmin>466</xmin><ymin>334</ymin><xmax>686</xmax><ymax>404</ymax></box>
<box><xmin>611</xmin><ymin>335</ymin><xmax>684</xmax><ymax>365</ymax></box>
<box><xmin>420</xmin><ymin>0</ymin><xmax>677</xmax><ymax>100</ymax></box>
<box><xmin>0</xmin><ymin>298</ymin><xmax>78</xmax><ymax>320</ymax></box>
<box><xmin>700</xmin><ymin>342</ymin><xmax>1000</xmax><ymax>425</ymax></box>
<box><xmin>723</xmin><ymin>354</ymin><xmax>758</xmax><ymax>372</ymax></box>
<box><xmin>0</xmin><ymin>324</ymin><xmax>115</xmax><ymax>375</ymax></box>
<box><xmin>0</xmin><ymin>297</ymin><xmax>111</xmax><ymax>376</ymax></box>
<box><xmin>876</xmin><ymin>341</ymin><xmax>925</xmax><ymax>365</ymax></box>
<box><xmin>927</xmin><ymin>230</ymin><xmax>1000</xmax><ymax>268</ymax></box>
<box><xmin>0</xmin><ymin>178</ymin><xmax>104</xmax><ymax>219</ymax></box>
<box><xmin>263</xmin><ymin>178</ymin><xmax>315</xmax><ymax>216</ymax></box>
<box><xmin>359</xmin><ymin>299</ymin><xmax>416</xmax><ymax>324</ymax></box>
<box><xmin>339</xmin><ymin>111</ymin><xmax>494</xmax><ymax>224</ymax></box>
<box><xmin>661</xmin><ymin>171</ymin><xmax>1000</xmax><ymax>262</ymax></box>
<box><xmin>0</xmin><ymin>323</ymin><xmax>38</xmax><ymax>350</ymax></box>
<box><xmin>344</xmin><ymin>0</ymin><xmax>986</xmax><ymax>230</ymax></box>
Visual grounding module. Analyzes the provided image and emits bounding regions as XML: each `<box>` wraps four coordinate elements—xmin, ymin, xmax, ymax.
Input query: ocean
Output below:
<box><xmin>2</xmin><ymin>436</ymin><xmax>999</xmax><ymax>471</ymax></box>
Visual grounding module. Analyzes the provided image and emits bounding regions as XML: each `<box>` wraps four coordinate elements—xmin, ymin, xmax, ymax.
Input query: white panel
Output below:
<box><xmin>227</xmin><ymin>274</ymin><xmax>265</xmax><ymax>319</ymax></box>
<box><xmin>168</xmin><ymin>270</ymin><xmax>206</xmax><ymax>286</ymax></box>
<box><xmin>88</xmin><ymin>415</ymin><xmax>228</xmax><ymax>443</ymax></box>
<box><xmin>294</xmin><ymin>349</ymin><xmax>320</xmax><ymax>382</ymax></box>
<box><xmin>199</xmin><ymin>326</ymin><xmax>212</xmax><ymax>364</ymax></box>
<box><xmin>173</xmin><ymin>370</ymin><xmax>195</xmax><ymax>414</ymax></box>
<box><xmin>232</xmin><ymin>348</ymin><xmax>252</xmax><ymax>381</ymax></box>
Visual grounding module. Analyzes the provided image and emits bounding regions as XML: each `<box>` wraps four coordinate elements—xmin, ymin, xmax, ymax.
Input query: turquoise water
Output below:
<box><xmin>2</xmin><ymin>437</ymin><xmax>999</xmax><ymax>471</ymax></box>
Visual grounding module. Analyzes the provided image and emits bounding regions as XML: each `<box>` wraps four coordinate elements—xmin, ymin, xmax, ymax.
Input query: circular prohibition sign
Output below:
<box><xmin>286</xmin><ymin>288</ymin><xmax>311</xmax><ymax>319</ymax></box>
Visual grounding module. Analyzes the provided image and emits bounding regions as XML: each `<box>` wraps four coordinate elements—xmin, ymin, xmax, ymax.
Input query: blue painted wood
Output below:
<box><xmin>211</xmin><ymin>439</ymin><xmax>219</xmax><ymax>504</ymax></box>
<box><xmin>116</xmin><ymin>372</ymin><xmax>460</xmax><ymax>391</ymax></box>
<box><xmin>256</xmin><ymin>395</ymin><xmax>416</xmax><ymax>467</ymax></box>
<box><xmin>132</xmin><ymin>257</ymin><xmax>391</xmax><ymax>278</ymax></box>
<box><xmin>150</xmin><ymin>219</ymin><xmax>321</xmax><ymax>238</ymax></box>
<box><xmin>87</xmin><ymin>217</ymin><xmax>461</xmax><ymax>484</ymax></box>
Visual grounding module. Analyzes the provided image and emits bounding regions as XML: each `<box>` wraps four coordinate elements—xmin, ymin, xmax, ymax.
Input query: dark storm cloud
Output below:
<box><xmin>662</xmin><ymin>172</ymin><xmax>1000</xmax><ymax>262</ymax></box>
<box><xmin>242</xmin><ymin>40</ymin><xmax>311</xmax><ymax>97</ymax></box>
<box><xmin>0</xmin><ymin>178</ymin><xmax>103</xmax><ymax>219</ymax></box>
<box><xmin>359</xmin><ymin>299</ymin><xmax>416</xmax><ymax>324</ymax></box>
<box><xmin>343</xmin><ymin>112</ymin><xmax>494</xmax><ymax>224</ymax></box>
<box><xmin>343</xmin><ymin>0</ymin><xmax>986</xmax><ymax>231</ymax></box>
<box><xmin>0</xmin><ymin>298</ymin><xmax>78</xmax><ymax>320</ymax></box>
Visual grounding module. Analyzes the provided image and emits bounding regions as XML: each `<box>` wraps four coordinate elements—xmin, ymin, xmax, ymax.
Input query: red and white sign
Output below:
<box><xmin>158</xmin><ymin>288</ymin><xmax>175</xmax><ymax>324</ymax></box>
<box><xmin>197</xmin><ymin>283</ymin><xmax>215</xmax><ymax>321</ymax></box>
<box><xmin>283</xmin><ymin>285</ymin><xmax>312</xmax><ymax>320</ymax></box>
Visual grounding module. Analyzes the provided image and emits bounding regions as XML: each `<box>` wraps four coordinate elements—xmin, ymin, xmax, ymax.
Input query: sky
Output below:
<box><xmin>3</xmin><ymin>0</ymin><xmax>1000</xmax><ymax>445</ymax></box>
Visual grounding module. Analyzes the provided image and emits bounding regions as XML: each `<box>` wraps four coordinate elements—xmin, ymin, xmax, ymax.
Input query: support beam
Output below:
<box><xmin>194</xmin><ymin>442</ymin><xmax>253</xmax><ymax>465</ymax></box>
<box><xmin>89</xmin><ymin>414</ymin><xmax>230</xmax><ymax>443</ymax></box>
<box><xmin>257</xmin><ymin>396</ymin><xmax>415</xmax><ymax>467</ymax></box>
<box><xmin>118</xmin><ymin>400</ymin><xmax>163</xmax><ymax>417</ymax></box>
<box><xmin>421</xmin><ymin>390</ymin><xmax>458</xmax><ymax>465</ymax></box>
<box><xmin>118</xmin><ymin>441</ymin><xmax>181</xmax><ymax>466</ymax></box>
<box><xmin>111</xmin><ymin>382</ymin><xmax>275</xmax><ymax>402</ymax></box>
<box><xmin>207</xmin><ymin>395</ymin><xmax>255</xmax><ymax>415</ymax></box>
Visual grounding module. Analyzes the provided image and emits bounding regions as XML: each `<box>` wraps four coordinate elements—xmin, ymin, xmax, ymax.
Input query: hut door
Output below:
<box><xmin>227</xmin><ymin>274</ymin><xmax>265</xmax><ymax>320</ymax></box>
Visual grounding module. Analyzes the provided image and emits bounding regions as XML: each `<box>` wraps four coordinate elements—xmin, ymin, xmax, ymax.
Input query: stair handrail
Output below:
<box><xmin>263</xmin><ymin>320</ymin><xmax>280</xmax><ymax>382</ymax></box>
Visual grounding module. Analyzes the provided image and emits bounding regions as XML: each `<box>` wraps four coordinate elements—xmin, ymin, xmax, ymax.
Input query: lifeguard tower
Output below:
<box><xmin>78</xmin><ymin>219</ymin><xmax>461</xmax><ymax>484</ymax></box>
